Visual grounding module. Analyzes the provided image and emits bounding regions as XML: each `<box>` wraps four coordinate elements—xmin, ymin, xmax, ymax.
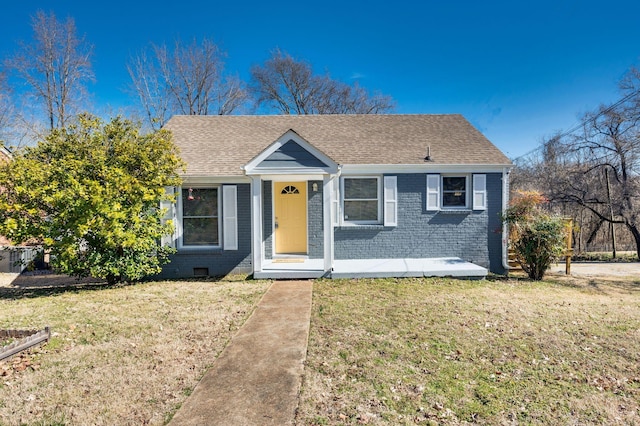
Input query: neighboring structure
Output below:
<box><xmin>0</xmin><ymin>146</ymin><xmax>37</xmax><ymax>273</ymax></box>
<box><xmin>160</xmin><ymin>114</ymin><xmax>513</xmax><ymax>279</ymax></box>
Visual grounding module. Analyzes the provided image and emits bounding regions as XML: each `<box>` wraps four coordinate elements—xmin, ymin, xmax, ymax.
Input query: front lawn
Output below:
<box><xmin>0</xmin><ymin>278</ymin><xmax>270</xmax><ymax>425</ymax></box>
<box><xmin>2</xmin><ymin>275</ymin><xmax>639</xmax><ymax>425</ymax></box>
<box><xmin>297</xmin><ymin>277</ymin><xmax>640</xmax><ymax>425</ymax></box>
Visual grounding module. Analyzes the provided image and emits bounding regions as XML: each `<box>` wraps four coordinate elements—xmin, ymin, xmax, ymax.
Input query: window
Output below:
<box><xmin>342</xmin><ymin>177</ymin><xmax>380</xmax><ymax>223</ymax></box>
<box><xmin>442</xmin><ymin>176</ymin><xmax>467</xmax><ymax>208</ymax></box>
<box><xmin>427</xmin><ymin>174</ymin><xmax>486</xmax><ymax>211</ymax></box>
<box><xmin>181</xmin><ymin>187</ymin><xmax>219</xmax><ymax>246</ymax></box>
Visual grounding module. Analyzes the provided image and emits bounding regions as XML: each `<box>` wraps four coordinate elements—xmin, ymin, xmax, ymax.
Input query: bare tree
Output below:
<box><xmin>0</xmin><ymin>72</ymin><xmax>13</xmax><ymax>144</ymax></box>
<box><xmin>128</xmin><ymin>38</ymin><xmax>248</xmax><ymax>130</ymax></box>
<box><xmin>250</xmin><ymin>49</ymin><xmax>394</xmax><ymax>114</ymax></box>
<box><xmin>6</xmin><ymin>10</ymin><xmax>93</xmax><ymax>131</ymax></box>
<box><xmin>540</xmin><ymin>75</ymin><xmax>640</xmax><ymax>258</ymax></box>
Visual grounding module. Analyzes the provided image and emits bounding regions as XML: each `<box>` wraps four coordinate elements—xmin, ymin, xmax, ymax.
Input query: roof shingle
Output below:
<box><xmin>163</xmin><ymin>114</ymin><xmax>513</xmax><ymax>176</ymax></box>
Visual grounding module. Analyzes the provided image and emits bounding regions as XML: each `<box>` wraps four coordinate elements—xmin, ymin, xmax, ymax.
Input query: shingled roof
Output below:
<box><xmin>163</xmin><ymin>114</ymin><xmax>512</xmax><ymax>177</ymax></box>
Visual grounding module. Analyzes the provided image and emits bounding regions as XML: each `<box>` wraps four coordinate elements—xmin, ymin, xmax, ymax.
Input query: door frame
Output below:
<box><xmin>272</xmin><ymin>181</ymin><xmax>309</xmax><ymax>256</ymax></box>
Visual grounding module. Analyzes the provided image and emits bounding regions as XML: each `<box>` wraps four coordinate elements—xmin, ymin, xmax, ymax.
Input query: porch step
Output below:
<box><xmin>253</xmin><ymin>270</ymin><xmax>327</xmax><ymax>279</ymax></box>
<box><xmin>508</xmin><ymin>250</ymin><xmax>522</xmax><ymax>270</ymax></box>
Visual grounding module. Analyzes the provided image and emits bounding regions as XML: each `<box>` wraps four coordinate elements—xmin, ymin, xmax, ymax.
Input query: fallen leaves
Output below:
<box><xmin>0</xmin><ymin>349</ymin><xmax>42</xmax><ymax>376</ymax></box>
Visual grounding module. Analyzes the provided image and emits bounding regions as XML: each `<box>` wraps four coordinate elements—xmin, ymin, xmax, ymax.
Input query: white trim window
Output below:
<box><xmin>427</xmin><ymin>174</ymin><xmax>481</xmax><ymax>211</ymax></box>
<box><xmin>180</xmin><ymin>187</ymin><xmax>221</xmax><ymax>247</ymax></box>
<box><xmin>342</xmin><ymin>176</ymin><xmax>381</xmax><ymax>224</ymax></box>
<box><xmin>442</xmin><ymin>175</ymin><xmax>468</xmax><ymax>209</ymax></box>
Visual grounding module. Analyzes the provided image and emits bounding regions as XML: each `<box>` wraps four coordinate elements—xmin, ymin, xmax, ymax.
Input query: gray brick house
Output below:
<box><xmin>160</xmin><ymin>114</ymin><xmax>513</xmax><ymax>279</ymax></box>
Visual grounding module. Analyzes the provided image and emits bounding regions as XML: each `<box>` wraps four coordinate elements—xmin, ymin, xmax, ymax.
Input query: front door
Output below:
<box><xmin>274</xmin><ymin>182</ymin><xmax>307</xmax><ymax>254</ymax></box>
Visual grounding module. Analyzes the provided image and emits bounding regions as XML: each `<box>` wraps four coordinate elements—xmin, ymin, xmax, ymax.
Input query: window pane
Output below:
<box><xmin>345</xmin><ymin>178</ymin><xmax>378</xmax><ymax>199</ymax></box>
<box><xmin>183</xmin><ymin>188</ymin><xmax>218</xmax><ymax>217</ymax></box>
<box><xmin>344</xmin><ymin>200</ymin><xmax>378</xmax><ymax>221</ymax></box>
<box><xmin>442</xmin><ymin>177</ymin><xmax>466</xmax><ymax>207</ymax></box>
<box><xmin>183</xmin><ymin>218</ymin><xmax>219</xmax><ymax>246</ymax></box>
<box><xmin>443</xmin><ymin>192</ymin><xmax>466</xmax><ymax>207</ymax></box>
<box><xmin>443</xmin><ymin>177</ymin><xmax>466</xmax><ymax>191</ymax></box>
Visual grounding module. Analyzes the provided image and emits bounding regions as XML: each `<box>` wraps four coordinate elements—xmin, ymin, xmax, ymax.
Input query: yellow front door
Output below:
<box><xmin>274</xmin><ymin>182</ymin><xmax>307</xmax><ymax>254</ymax></box>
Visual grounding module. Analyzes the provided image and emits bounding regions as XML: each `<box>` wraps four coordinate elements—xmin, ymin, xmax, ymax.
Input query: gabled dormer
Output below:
<box><xmin>243</xmin><ymin>129</ymin><xmax>339</xmax><ymax>175</ymax></box>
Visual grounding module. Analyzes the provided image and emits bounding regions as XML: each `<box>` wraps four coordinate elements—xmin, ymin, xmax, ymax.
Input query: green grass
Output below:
<box><xmin>0</xmin><ymin>278</ymin><xmax>270</xmax><ymax>426</ymax></box>
<box><xmin>573</xmin><ymin>251</ymin><xmax>638</xmax><ymax>262</ymax></box>
<box><xmin>297</xmin><ymin>277</ymin><xmax>640</xmax><ymax>425</ymax></box>
<box><xmin>3</xmin><ymin>274</ymin><xmax>639</xmax><ymax>425</ymax></box>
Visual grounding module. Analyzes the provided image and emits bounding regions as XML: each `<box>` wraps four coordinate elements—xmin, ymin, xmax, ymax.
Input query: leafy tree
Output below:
<box><xmin>127</xmin><ymin>38</ymin><xmax>247</xmax><ymax>130</ymax></box>
<box><xmin>6</xmin><ymin>10</ymin><xmax>93</xmax><ymax>131</ymax></box>
<box><xmin>503</xmin><ymin>191</ymin><xmax>566</xmax><ymax>280</ymax></box>
<box><xmin>250</xmin><ymin>49</ymin><xmax>394</xmax><ymax>114</ymax></box>
<box><xmin>0</xmin><ymin>115</ymin><xmax>183</xmax><ymax>284</ymax></box>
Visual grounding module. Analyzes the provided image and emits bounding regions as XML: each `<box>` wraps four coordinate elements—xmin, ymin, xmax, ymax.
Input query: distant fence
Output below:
<box><xmin>0</xmin><ymin>246</ymin><xmax>39</xmax><ymax>273</ymax></box>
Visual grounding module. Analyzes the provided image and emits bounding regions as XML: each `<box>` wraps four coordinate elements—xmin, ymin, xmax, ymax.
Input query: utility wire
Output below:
<box><xmin>513</xmin><ymin>88</ymin><xmax>640</xmax><ymax>162</ymax></box>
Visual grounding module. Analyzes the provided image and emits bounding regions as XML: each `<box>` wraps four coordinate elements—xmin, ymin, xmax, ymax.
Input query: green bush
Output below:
<box><xmin>503</xmin><ymin>191</ymin><xmax>566</xmax><ymax>280</ymax></box>
<box><xmin>0</xmin><ymin>115</ymin><xmax>184</xmax><ymax>284</ymax></box>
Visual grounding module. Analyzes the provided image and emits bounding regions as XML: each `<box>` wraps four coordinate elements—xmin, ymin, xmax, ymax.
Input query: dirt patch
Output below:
<box><xmin>547</xmin><ymin>261</ymin><xmax>640</xmax><ymax>278</ymax></box>
<box><xmin>0</xmin><ymin>272</ymin><xmax>104</xmax><ymax>289</ymax></box>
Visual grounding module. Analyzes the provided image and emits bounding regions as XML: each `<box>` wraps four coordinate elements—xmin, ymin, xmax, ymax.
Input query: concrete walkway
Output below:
<box><xmin>169</xmin><ymin>280</ymin><xmax>313</xmax><ymax>426</ymax></box>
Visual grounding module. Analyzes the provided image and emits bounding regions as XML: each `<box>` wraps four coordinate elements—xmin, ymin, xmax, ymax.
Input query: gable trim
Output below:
<box><xmin>243</xmin><ymin>129</ymin><xmax>339</xmax><ymax>175</ymax></box>
<box><xmin>341</xmin><ymin>164</ymin><xmax>512</xmax><ymax>174</ymax></box>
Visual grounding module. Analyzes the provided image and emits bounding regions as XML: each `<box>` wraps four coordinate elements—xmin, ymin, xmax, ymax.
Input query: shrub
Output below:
<box><xmin>0</xmin><ymin>115</ymin><xmax>184</xmax><ymax>284</ymax></box>
<box><xmin>503</xmin><ymin>191</ymin><xmax>566</xmax><ymax>280</ymax></box>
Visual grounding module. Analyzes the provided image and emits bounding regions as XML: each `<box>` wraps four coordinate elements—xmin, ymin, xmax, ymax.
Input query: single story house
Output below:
<box><xmin>159</xmin><ymin>114</ymin><xmax>513</xmax><ymax>279</ymax></box>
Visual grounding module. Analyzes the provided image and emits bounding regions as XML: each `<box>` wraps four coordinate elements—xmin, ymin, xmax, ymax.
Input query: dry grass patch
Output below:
<box><xmin>297</xmin><ymin>277</ymin><xmax>640</xmax><ymax>425</ymax></box>
<box><xmin>0</xmin><ymin>278</ymin><xmax>270</xmax><ymax>425</ymax></box>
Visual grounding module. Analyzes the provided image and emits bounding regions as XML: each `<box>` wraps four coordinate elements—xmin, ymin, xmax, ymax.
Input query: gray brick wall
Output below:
<box><xmin>308</xmin><ymin>181</ymin><xmax>324</xmax><ymax>259</ymax></box>
<box><xmin>487</xmin><ymin>173</ymin><xmax>506</xmax><ymax>274</ymax></box>
<box><xmin>158</xmin><ymin>183</ymin><xmax>252</xmax><ymax>278</ymax></box>
<box><xmin>334</xmin><ymin>173</ymin><xmax>505</xmax><ymax>274</ymax></box>
<box><xmin>158</xmin><ymin>173</ymin><xmax>507</xmax><ymax>278</ymax></box>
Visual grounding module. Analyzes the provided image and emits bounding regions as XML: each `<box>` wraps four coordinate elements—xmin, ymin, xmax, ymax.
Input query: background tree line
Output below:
<box><xmin>0</xmin><ymin>11</ymin><xmax>394</xmax><ymax>147</ymax></box>
<box><xmin>512</xmin><ymin>68</ymin><xmax>640</xmax><ymax>260</ymax></box>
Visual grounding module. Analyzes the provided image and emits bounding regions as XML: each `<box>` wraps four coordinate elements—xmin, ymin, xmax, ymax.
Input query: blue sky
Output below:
<box><xmin>1</xmin><ymin>0</ymin><xmax>639</xmax><ymax>159</ymax></box>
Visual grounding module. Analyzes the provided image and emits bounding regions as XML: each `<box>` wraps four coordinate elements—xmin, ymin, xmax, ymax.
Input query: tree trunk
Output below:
<box><xmin>628</xmin><ymin>223</ymin><xmax>640</xmax><ymax>261</ymax></box>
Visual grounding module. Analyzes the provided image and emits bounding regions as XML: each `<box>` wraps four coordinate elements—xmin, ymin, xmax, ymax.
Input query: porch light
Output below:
<box><xmin>312</xmin><ymin>182</ymin><xmax>318</xmax><ymax>192</ymax></box>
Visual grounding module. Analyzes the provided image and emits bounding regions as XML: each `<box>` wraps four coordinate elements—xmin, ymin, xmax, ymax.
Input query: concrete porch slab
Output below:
<box><xmin>331</xmin><ymin>257</ymin><xmax>487</xmax><ymax>279</ymax></box>
<box><xmin>254</xmin><ymin>257</ymin><xmax>487</xmax><ymax>279</ymax></box>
